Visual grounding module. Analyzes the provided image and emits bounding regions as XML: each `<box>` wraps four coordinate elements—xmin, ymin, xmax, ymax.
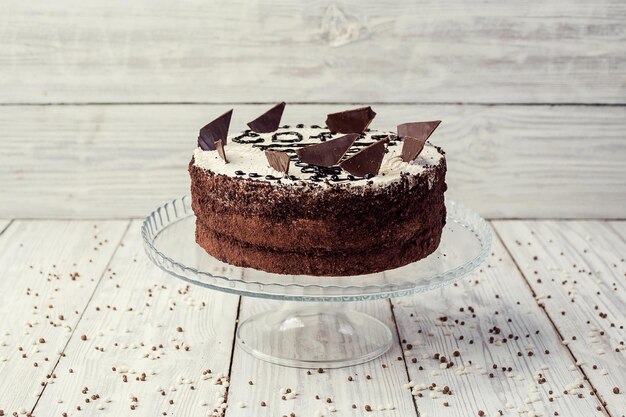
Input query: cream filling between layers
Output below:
<box><xmin>193</xmin><ymin>127</ymin><xmax>444</xmax><ymax>188</ymax></box>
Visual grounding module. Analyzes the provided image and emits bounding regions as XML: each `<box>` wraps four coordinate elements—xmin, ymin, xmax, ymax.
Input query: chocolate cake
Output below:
<box><xmin>189</xmin><ymin>104</ymin><xmax>447</xmax><ymax>276</ymax></box>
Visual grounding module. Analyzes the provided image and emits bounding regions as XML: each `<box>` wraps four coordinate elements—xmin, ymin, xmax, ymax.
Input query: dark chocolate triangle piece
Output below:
<box><xmin>295</xmin><ymin>133</ymin><xmax>358</xmax><ymax>167</ymax></box>
<box><xmin>198</xmin><ymin>109</ymin><xmax>233</xmax><ymax>151</ymax></box>
<box><xmin>325</xmin><ymin>106</ymin><xmax>376</xmax><ymax>134</ymax></box>
<box><xmin>339</xmin><ymin>137</ymin><xmax>389</xmax><ymax>177</ymax></box>
<box><xmin>397</xmin><ymin>120</ymin><xmax>441</xmax><ymax>142</ymax></box>
<box><xmin>401</xmin><ymin>137</ymin><xmax>427</xmax><ymax>162</ymax></box>
<box><xmin>247</xmin><ymin>102</ymin><xmax>286</xmax><ymax>133</ymax></box>
<box><xmin>215</xmin><ymin>140</ymin><xmax>228</xmax><ymax>163</ymax></box>
<box><xmin>265</xmin><ymin>150</ymin><xmax>290</xmax><ymax>174</ymax></box>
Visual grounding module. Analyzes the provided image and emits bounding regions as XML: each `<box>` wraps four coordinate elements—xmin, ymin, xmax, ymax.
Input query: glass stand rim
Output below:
<box><xmin>141</xmin><ymin>196</ymin><xmax>492</xmax><ymax>302</ymax></box>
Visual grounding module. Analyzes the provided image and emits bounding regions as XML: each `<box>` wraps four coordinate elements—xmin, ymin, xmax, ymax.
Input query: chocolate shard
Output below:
<box><xmin>198</xmin><ymin>109</ymin><xmax>233</xmax><ymax>151</ymax></box>
<box><xmin>295</xmin><ymin>133</ymin><xmax>358</xmax><ymax>167</ymax></box>
<box><xmin>398</xmin><ymin>121</ymin><xmax>441</xmax><ymax>162</ymax></box>
<box><xmin>265</xmin><ymin>150</ymin><xmax>290</xmax><ymax>174</ymax></box>
<box><xmin>215</xmin><ymin>140</ymin><xmax>228</xmax><ymax>163</ymax></box>
<box><xmin>247</xmin><ymin>102</ymin><xmax>286</xmax><ymax>133</ymax></box>
<box><xmin>339</xmin><ymin>137</ymin><xmax>389</xmax><ymax>177</ymax></box>
<box><xmin>397</xmin><ymin>120</ymin><xmax>441</xmax><ymax>142</ymax></box>
<box><xmin>325</xmin><ymin>106</ymin><xmax>376</xmax><ymax>134</ymax></box>
<box><xmin>401</xmin><ymin>137</ymin><xmax>428</xmax><ymax>163</ymax></box>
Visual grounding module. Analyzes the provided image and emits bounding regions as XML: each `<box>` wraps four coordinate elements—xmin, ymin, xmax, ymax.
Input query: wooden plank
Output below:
<box><xmin>391</xmin><ymin>232</ymin><xmax>606</xmax><ymax>417</ymax></box>
<box><xmin>226</xmin><ymin>298</ymin><xmax>418</xmax><ymax>417</ymax></box>
<box><xmin>494</xmin><ymin>220</ymin><xmax>626</xmax><ymax>416</ymax></box>
<box><xmin>0</xmin><ymin>220</ymin><xmax>11</xmax><ymax>235</ymax></box>
<box><xmin>0</xmin><ymin>0</ymin><xmax>624</xmax><ymax>104</ymax></box>
<box><xmin>609</xmin><ymin>221</ymin><xmax>626</xmax><ymax>241</ymax></box>
<box><xmin>0</xmin><ymin>220</ymin><xmax>128</xmax><ymax>416</ymax></box>
<box><xmin>34</xmin><ymin>220</ymin><xmax>241</xmax><ymax>417</ymax></box>
<box><xmin>2</xmin><ymin>103</ymin><xmax>625</xmax><ymax>219</ymax></box>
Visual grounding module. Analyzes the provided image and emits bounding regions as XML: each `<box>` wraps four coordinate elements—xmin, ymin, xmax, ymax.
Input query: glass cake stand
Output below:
<box><xmin>142</xmin><ymin>196</ymin><xmax>491</xmax><ymax>368</ymax></box>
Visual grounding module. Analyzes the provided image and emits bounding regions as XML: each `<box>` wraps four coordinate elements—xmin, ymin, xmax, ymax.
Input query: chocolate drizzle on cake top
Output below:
<box><xmin>198</xmin><ymin>109</ymin><xmax>233</xmax><ymax>151</ymax></box>
<box><xmin>247</xmin><ymin>102</ymin><xmax>286</xmax><ymax>133</ymax></box>
<box><xmin>195</xmin><ymin>104</ymin><xmax>444</xmax><ymax>185</ymax></box>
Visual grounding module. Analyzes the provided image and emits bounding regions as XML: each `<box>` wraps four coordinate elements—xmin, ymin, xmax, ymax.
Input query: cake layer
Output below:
<box><xmin>195</xmin><ymin>216</ymin><xmax>444</xmax><ymax>276</ymax></box>
<box><xmin>189</xmin><ymin>159</ymin><xmax>447</xmax><ymax>253</ymax></box>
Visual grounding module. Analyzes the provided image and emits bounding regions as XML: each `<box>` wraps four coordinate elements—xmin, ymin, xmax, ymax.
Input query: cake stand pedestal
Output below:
<box><xmin>142</xmin><ymin>196</ymin><xmax>491</xmax><ymax>369</ymax></box>
<box><xmin>237</xmin><ymin>301</ymin><xmax>393</xmax><ymax>368</ymax></box>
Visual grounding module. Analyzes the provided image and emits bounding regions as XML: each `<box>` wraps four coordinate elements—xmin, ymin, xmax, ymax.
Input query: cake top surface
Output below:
<box><xmin>192</xmin><ymin>125</ymin><xmax>444</xmax><ymax>188</ymax></box>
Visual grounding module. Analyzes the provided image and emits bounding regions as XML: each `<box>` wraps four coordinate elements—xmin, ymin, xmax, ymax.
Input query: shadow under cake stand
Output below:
<box><xmin>142</xmin><ymin>196</ymin><xmax>491</xmax><ymax>369</ymax></box>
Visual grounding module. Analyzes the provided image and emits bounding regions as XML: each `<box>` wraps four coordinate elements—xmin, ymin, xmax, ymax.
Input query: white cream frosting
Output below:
<box><xmin>193</xmin><ymin>126</ymin><xmax>444</xmax><ymax>188</ymax></box>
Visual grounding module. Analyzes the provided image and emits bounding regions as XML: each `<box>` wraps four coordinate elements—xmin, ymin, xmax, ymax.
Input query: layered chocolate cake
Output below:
<box><xmin>189</xmin><ymin>104</ymin><xmax>447</xmax><ymax>276</ymax></box>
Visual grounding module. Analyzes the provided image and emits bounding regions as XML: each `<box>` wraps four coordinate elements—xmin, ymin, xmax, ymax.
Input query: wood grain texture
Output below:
<box><xmin>0</xmin><ymin>220</ymin><xmax>128</xmax><ymax>416</ymax></box>
<box><xmin>1</xmin><ymin>0</ymin><xmax>624</xmax><ymax>104</ymax></box>
<box><xmin>34</xmin><ymin>220</ymin><xmax>241</xmax><ymax>417</ymax></box>
<box><xmin>494</xmin><ymin>220</ymin><xmax>626</xmax><ymax>416</ymax></box>
<box><xmin>2</xmin><ymin>103</ymin><xmax>625</xmax><ymax>219</ymax></box>
<box><xmin>226</xmin><ymin>299</ymin><xmax>418</xmax><ymax>417</ymax></box>
<box><xmin>391</xmin><ymin>233</ymin><xmax>606</xmax><ymax>417</ymax></box>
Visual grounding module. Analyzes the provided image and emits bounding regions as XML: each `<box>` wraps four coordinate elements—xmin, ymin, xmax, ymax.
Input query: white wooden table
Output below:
<box><xmin>0</xmin><ymin>219</ymin><xmax>623</xmax><ymax>417</ymax></box>
<box><xmin>1</xmin><ymin>0</ymin><xmax>625</xmax><ymax>415</ymax></box>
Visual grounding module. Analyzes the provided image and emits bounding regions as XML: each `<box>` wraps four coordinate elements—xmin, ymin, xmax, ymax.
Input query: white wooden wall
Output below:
<box><xmin>1</xmin><ymin>0</ymin><xmax>625</xmax><ymax>218</ymax></box>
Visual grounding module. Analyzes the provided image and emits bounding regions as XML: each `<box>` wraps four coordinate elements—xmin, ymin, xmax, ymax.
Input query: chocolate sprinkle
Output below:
<box><xmin>198</xmin><ymin>109</ymin><xmax>233</xmax><ymax>151</ymax></box>
<box><xmin>295</xmin><ymin>133</ymin><xmax>358</xmax><ymax>167</ymax></box>
<box><xmin>215</xmin><ymin>140</ymin><xmax>228</xmax><ymax>163</ymax></box>
<box><xmin>325</xmin><ymin>106</ymin><xmax>376</xmax><ymax>134</ymax></box>
<box><xmin>265</xmin><ymin>150</ymin><xmax>290</xmax><ymax>174</ymax></box>
<box><xmin>339</xmin><ymin>136</ymin><xmax>389</xmax><ymax>177</ymax></box>
<box><xmin>247</xmin><ymin>102</ymin><xmax>286</xmax><ymax>133</ymax></box>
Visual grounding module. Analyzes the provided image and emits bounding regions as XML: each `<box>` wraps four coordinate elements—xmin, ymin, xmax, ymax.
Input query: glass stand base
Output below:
<box><xmin>236</xmin><ymin>302</ymin><xmax>393</xmax><ymax>368</ymax></box>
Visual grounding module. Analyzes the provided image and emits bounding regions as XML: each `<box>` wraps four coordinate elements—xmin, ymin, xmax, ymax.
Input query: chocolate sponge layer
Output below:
<box><xmin>189</xmin><ymin>156</ymin><xmax>446</xmax><ymax>276</ymax></box>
